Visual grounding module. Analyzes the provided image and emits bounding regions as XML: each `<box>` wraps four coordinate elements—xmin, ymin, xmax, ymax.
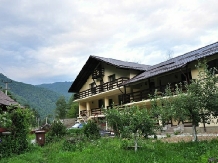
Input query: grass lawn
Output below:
<box><xmin>1</xmin><ymin>136</ymin><xmax>218</xmax><ymax>163</ymax></box>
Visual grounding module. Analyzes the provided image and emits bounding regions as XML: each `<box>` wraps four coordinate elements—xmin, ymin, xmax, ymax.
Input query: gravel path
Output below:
<box><xmin>158</xmin><ymin>133</ymin><xmax>218</xmax><ymax>143</ymax></box>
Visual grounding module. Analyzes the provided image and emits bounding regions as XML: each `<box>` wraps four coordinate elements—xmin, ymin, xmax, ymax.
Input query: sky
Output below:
<box><xmin>0</xmin><ymin>0</ymin><xmax>218</xmax><ymax>85</ymax></box>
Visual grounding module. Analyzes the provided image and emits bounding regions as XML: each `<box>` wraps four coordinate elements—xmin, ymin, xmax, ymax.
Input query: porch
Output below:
<box><xmin>80</xmin><ymin>108</ymin><xmax>104</xmax><ymax>117</ymax></box>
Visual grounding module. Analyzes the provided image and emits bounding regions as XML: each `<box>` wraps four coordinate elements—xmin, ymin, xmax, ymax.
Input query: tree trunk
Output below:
<box><xmin>134</xmin><ymin>133</ymin><xmax>138</xmax><ymax>152</ymax></box>
<box><xmin>202</xmin><ymin>116</ymin><xmax>207</xmax><ymax>132</ymax></box>
<box><xmin>192</xmin><ymin>124</ymin><xmax>198</xmax><ymax>142</ymax></box>
<box><xmin>203</xmin><ymin>121</ymin><xmax>206</xmax><ymax>132</ymax></box>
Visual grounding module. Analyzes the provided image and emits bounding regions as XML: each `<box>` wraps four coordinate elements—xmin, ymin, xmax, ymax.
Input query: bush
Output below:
<box><xmin>46</xmin><ymin>120</ymin><xmax>66</xmax><ymax>143</ymax></box>
<box><xmin>0</xmin><ymin>107</ymin><xmax>33</xmax><ymax>157</ymax></box>
<box><xmin>62</xmin><ymin>138</ymin><xmax>85</xmax><ymax>152</ymax></box>
<box><xmin>83</xmin><ymin>121</ymin><xmax>100</xmax><ymax>140</ymax></box>
<box><xmin>66</xmin><ymin>128</ymin><xmax>84</xmax><ymax>136</ymax></box>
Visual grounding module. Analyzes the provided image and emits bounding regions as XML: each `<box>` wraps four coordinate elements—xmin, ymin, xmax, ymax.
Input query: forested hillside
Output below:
<box><xmin>0</xmin><ymin>73</ymin><xmax>66</xmax><ymax>119</ymax></box>
<box><xmin>36</xmin><ymin>82</ymin><xmax>72</xmax><ymax>101</ymax></box>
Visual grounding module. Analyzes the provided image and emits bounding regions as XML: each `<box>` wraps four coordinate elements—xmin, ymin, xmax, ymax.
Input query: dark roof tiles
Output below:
<box><xmin>124</xmin><ymin>42</ymin><xmax>218</xmax><ymax>85</ymax></box>
<box><xmin>91</xmin><ymin>55</ymin><xmax>150</xmax><ymax>71</ymax></box>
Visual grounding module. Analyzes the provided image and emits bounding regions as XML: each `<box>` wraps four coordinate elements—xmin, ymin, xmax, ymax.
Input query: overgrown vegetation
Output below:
<box><xmin>1</xmin><ymin>107</ymin><xmax>218</xmax><ymax>162</ymax></box>
<box><xmin>83</xmin><ymin>121</ymin><xmax>100</xmax><ymax>139</ymax></box>
<box><xmin>0</xmin><ymin>106</ymin><xmax>33</xmax><ymax>157</ymax></box>
<box><xmin>1</xmin><ymin>137</ymin><xmax>218</xmax><ymax>163</ymax></box>
<box><xmin>46</xmin><ymin>120</ymin><xmax>67</xmax><ymax>143</ymax></box>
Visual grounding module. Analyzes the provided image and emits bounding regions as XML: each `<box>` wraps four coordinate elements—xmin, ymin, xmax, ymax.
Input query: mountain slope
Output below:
<box><xmin>0</xmin><ymin>73</ymin><xmax>62</xmax><ymax>118</ymax></box>
<box><xmin>36</xmin><ymin>82</ymin><xmax>72</xmax><ymax>101</ymax></box>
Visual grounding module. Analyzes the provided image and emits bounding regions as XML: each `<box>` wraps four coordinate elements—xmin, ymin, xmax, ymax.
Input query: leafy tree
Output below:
<box><xmin>66</xmin><ymin>95</ymin><xmax>79</xmax><ymax>118</ymax></box>
<box><xmin>0</xmin><ymin>106</ymin><xmax>33</xmax><ymax>156</ymax></box>
<box><xmin>55</xmin><ymin>96</ymin><xmax>67</xmax><ymax>119</ymax></box>
<box><xmin>105</xmin><ymin>105</ymin><xmax>158</xmax><ymax>152</ymax></box>
<box><xmin>67</xmin><ymin>102</ymin><xmax>79</xmax><ymax>118</ymax></box>
<box><xmin>30</xmin><ymin>108</ymin><xmax>40</xmax><ymax>127</ymax></box>
<box><xmin>150</xmin><ymin>87</ymin><xmax>177</xmax><ymax>127</ymax></box>
<box><xmin>150</xmin><ymin>61</ymin><xmax>218</xmax><ymax>142</ymax></box>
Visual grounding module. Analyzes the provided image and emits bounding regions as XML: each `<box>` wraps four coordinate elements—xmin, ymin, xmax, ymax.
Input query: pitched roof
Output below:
<box><xmin>0</xmin><ymin>90</ymin><xmax>20</xmax><ymax>106</ymax></box>
<box><xmin>68</xmin><ymin>55</ymin><xmax>150</xmax><ymax>92</ymax></box>
<box><xmin>124</xmin><ymin>42</ymin><xmax>218</xmax><ymax>85</ymax></box>
<box><xmin>92</xmin><ymin>55</ymin><xmax>150</xmax><ymax>71</ymax></box>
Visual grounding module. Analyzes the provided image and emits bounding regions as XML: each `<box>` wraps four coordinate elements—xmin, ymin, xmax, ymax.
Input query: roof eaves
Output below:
<box><xmin>123</xmin><ymin>42</ymin><xmax>218</xmax><ymax>86</ymax></box>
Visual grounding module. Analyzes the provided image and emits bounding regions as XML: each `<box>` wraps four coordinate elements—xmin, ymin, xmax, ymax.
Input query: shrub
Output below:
<box><xmin>166</xmin><ymin>133</ymin><xmax>171</xmax><ymax>137</ymax></box>
<box><xmin>46</xmin><ymin>120</ymin><xmax>66</xmax><ymax>143</ymax></box>
<box><xmin>83</xmin><ymin>121</ymin><xmax>100</xmax><ymax>140</ymax></box>
<box><xmin>0</xmin><ymin>107</ymin><xmax>33</xmax><ymax>157</ymax></box>
<box><xmin>120</xmin><ymin>139</ymin><xmax>129</xmax><ymax>149</ymax></box>
<box><xmin>66</xmin><ymin>128</ymin><xmax>84</xmax><ymax>137</ymax></box>
<box><xmin>62</xmin><ymin>138</ymin><xmax>85</xmax><ymax>152</ymax></box>
<box><xmin>0</xmin><ymin>108</ymin><xmax>12</xmax><ymax>129</ymax></box>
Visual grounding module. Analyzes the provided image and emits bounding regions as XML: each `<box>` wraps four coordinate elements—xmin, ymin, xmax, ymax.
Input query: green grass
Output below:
<box><xmin>1</xmin><ymin>137</ymin><xmax>218</xmax><ymax>163</ymax></box>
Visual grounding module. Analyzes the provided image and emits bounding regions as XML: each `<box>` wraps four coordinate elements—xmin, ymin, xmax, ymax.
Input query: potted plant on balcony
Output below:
<box><xmin>0</xmin><ymin>110</ymin><xmax>12</xmax><ymax>132</ymax></box>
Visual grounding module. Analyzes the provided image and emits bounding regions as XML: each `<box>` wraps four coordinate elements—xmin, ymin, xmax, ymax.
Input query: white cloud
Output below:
<box><xmin>0</xmin><ymin>0</ymin><xmax>218</xmax><ymax>84</ymax></box>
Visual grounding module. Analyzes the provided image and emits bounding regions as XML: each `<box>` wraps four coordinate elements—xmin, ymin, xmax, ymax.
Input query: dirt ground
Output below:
<box><xmin>160</xmin><ymin>133</ymin><xmax>218</xmax><ymax>143</ymax></box>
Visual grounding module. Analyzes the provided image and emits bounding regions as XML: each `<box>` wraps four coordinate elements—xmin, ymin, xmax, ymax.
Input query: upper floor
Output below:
<box><xmin>67</xmin><ymin>42</ymin><xmax>218</xmax><ymax>125</ymax></box>
<box><xmin>69</xmin><ymin>42</ymin><xmax>218</xmax><ymax>104</ymax></box>
<box><xmin>69</xmin><ymin>55</ymin><xmax>150</xmax><ymax>100</ymax></box>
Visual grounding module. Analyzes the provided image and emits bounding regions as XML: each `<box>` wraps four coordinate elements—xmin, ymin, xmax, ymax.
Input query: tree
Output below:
<box><xmin>150</xmin><ymin>61</ymin><xmax>218</xmax><ymax>141</ymax></box>
<box><xmin>55</xmin><ymin>96</ymin><xmax>67</xmax><ymax>119</ymax></box>
<box><xmin>105</xmin><ymin>105</ymin><xmax>158</xmax><ymax>152</ymax></box>
<box><xmin>67</xmin><ymin>102</ymin><xmax>79</xmax><ymax>118</ymax></box>
<box><xmin>150</xmin><ymin>87</ymin><xmax>177</xmax><ymax>127</ymax></box>
<box><xmin>30</xmin><ymin>108</ymin><xmax>40</xmax><ymax>127</ymax></box>
<box><xmin>66</xmin><ymin>95</ymin><xmax>79</xmax><ymax>118</ymax></box>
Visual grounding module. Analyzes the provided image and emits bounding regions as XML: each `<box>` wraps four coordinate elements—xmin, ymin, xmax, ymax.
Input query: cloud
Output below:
<box><xmin>0</xmin><ymin>0</ymin><xmax>218</xmax><ymax>84</ymax></box>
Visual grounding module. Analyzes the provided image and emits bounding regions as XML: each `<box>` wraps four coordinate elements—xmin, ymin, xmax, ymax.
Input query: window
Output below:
<box><xmin>109</xmin><ymin>99</ymin><xmax>113</xmax><ymax>106</ymax></box>
<box><xmin>90</xmin><ymin>82</ymin><xmax>96</xmax><ymax>94</ymax></box>
<box><xmin>92</xmin><ymin>65</ymin><xmax>104</xmax><ymax>79</ymax></box>
<box><xmin>118</xmin><ymin>95</ymin><xmax>123</xmax><ymax>105</ymax></box>
<box><xmin>99</xmin><ymin>79</ymin><xmax>104</xmax><ymax>92</ymax></box>
<box><xmin>208</xmin><ymin>59</ymin><xmax>218</xmax><ymax>74</ymax></box>
<box><xmin>108</xmin><ymin>74</ymin><xmax>115</xmax><ymax>82</ymax></box>
<box><xmin>181</xmin><ymin>72</ymin><xmax>192</xmax><ymax>82</ymax></box>
<box><xmin>149</xmin><ymin>82</ymin><xmax>155</xmax><ymax>89</ymax></box>
<box><xmin>98</xmin><ymin>99</ymin><xmax>104</xmax><ymax>108</ymax></box>
<box><xmin>90</xmin><ymin>82</ymin><xmax>95</xmax><ymax>88</ymax></box>
<box><xmin>108</xmin><ymin>74</ymin><xmax>115</xmax><ymax>89</ymax></box>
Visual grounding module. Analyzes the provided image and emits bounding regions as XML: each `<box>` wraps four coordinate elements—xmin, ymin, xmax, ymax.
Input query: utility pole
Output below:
<box><xmin>2</xmin><ymin>80</ymin><xmax>12</xmax><ymax>95</ymax></box>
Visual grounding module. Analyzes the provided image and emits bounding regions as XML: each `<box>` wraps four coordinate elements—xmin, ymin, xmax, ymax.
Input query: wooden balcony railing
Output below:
<box><xmin>92</xmin><ymin>68</ymin><xmax>104</xmax><ymax>79</ymax></box>
<box><xmin>91</xmin><ymin>108</ymin><xmax>103</xmax><ymax>116</ymax></box>
<box><xmin>80</xmin><ymin>110</ymin><xmax>88</xmax><ymax>116</ymax></box>
<box><xmin>122</xmin><ymin>82</ymin><xmax>187</xmax><ymax>104</ymax></box>
<box><xmin>74</xmin><ymin>77</ymin><xmax>129</xmax><ymax>100</ymax></box>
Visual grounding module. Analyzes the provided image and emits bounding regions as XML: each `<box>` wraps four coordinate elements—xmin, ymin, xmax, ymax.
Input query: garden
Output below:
<box><xmin>1</xmin><ymin>116</ymin><xmax>218</xmax><ymax>163</ymax></box>
<box><xmin>1</xmin><ymin>132</ymin><xmax>218</xmax><ymax>163</ymax></box>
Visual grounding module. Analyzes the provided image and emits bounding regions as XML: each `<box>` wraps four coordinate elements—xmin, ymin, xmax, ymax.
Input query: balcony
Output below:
<box><xmin>91</xmin><ymin>108</ymin><xmax>103</xmax><ymax>116</ymax></box>
<box><xmin>122</xmin><ymin>82</ymin><xmax>187</xmax><ymax>104</ymax></box>
<box><xmin>74</xmin><ymin>77</ymin><xmax>129</xmax><ymax>100</ymax></box>
<box><xmin>80</xmin><ymin>110</ymin><xmax>88</xmax><ymax>116</ymax></box>
<box><xmin>92</xmin><ymin>68</ymin><xmax>104</xmax><ymax>79</ymax></box>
